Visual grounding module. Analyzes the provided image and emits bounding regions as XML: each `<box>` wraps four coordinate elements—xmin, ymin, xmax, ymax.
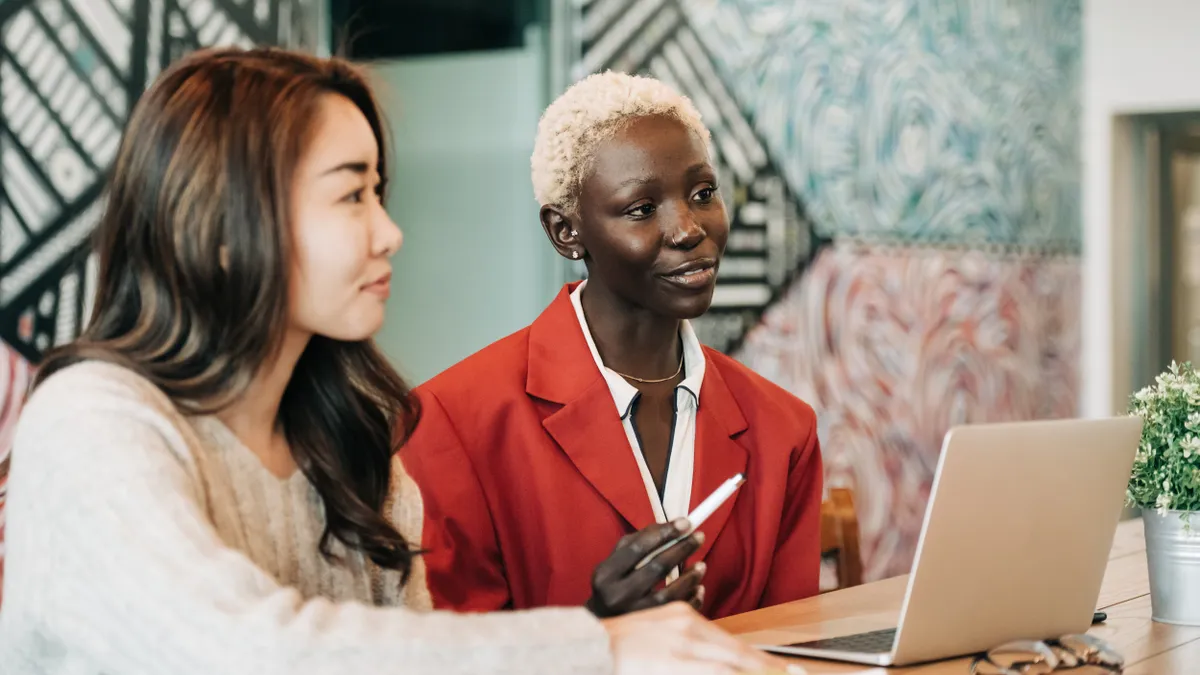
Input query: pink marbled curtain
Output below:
<box><xmin>736</xmin><ymin>242</ymin><xmax>1081</xmax><ymax>581</ymax></box>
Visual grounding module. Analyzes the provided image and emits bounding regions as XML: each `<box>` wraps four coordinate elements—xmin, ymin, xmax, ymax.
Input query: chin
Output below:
<box><xmin>659</xmin><ymin>288</ymin><xmax>716</xmax><ymax>320</ymax></box>
<box><xmin>319</xmin><ymin>312</ymin><xmax>386</xmax><ymax>342</ymax></box>
<box><xmin>319</xmin><ymin>329</ymin><xmax>379</xmax><ymax>343</ymax></box>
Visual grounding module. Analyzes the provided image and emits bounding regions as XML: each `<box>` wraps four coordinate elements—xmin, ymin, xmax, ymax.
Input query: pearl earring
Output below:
<box><xmin>570</xmin><ymin>230</ymin><xmax>579</xmax><ymax>237</ymax></box>
<box><xmin>571</xmin><ymin>250</ymin><xmax>580</xmax><ymax>259</ymax></box>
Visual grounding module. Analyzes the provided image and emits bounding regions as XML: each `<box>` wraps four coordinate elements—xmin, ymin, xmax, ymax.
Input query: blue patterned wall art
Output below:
<box><xmin>565</xmin><ymin>0</ymin><xmax>1084</xmax><ymax>582</ymax></box>
<box><xmin>568</xmin><ymin>0</ymin><xmax>826</xmax><ymax>354</ymax></box>
<box><xmin>0</xmin><ymin>0</ymin><xmax>322</xmax><ymax>363</ymax></box>
<box><xmin>687</xmin><ymin>0</ymin><xmax>1083</xmax><ymax>250</ymax></box>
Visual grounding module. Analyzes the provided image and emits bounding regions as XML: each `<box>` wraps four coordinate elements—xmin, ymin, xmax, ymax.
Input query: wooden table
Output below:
<box><xmin>717</xmin><ymin>519</ymin><xmax>1198</xmax><ymax>673</ymax></box>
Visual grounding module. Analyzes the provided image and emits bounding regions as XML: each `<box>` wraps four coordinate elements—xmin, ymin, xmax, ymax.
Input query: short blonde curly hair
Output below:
<box><xmin>531</xmin><ymin>70</ymin><xmax>711</xmax><ymax>215</ymax></box>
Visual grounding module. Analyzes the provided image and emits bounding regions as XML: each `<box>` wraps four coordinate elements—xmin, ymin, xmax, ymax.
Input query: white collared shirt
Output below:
<box><xmin>569</xmin><ymin>281</ymin><xmax>706</xmax><ymax>528</ymax></box>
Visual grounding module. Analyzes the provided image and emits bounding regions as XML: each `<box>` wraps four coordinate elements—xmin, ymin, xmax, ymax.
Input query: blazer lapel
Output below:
<box><xmin>542</xmin><ymin>383</ymin><xmax>658</xmax><ymax>531</ymax></box>
<box><xmin>528</xmin><ymin>284</ymin><xmax>657</xmax><ymax>532</ymax></box>
<box><xmin>690</xmin><ymin>353</ymin><xmax>749</xmax><ymax>563</ymax></box>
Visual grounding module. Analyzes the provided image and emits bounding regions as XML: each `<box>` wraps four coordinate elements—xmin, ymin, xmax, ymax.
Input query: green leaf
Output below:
<box><xmin>1129</xmin><ymin>362</ymin><xmax>1200</xmax><ymax>511</ymax></box>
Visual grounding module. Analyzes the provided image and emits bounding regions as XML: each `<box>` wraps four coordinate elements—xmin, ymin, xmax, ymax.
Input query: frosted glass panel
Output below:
<box><xmin>368</xmin><ymin>46</ymin><xmax>559</xmax><ymax>385</ymax></box>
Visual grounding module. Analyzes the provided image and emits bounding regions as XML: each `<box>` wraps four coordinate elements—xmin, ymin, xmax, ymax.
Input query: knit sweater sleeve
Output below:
<box><xmin>0</xmin><ymin>363</ymin><xmax>613</xmax><ymax>675</ymax></box>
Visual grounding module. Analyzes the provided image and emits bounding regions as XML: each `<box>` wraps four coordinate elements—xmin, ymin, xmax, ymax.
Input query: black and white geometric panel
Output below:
<box><xmin>0</xmin><ymin>0</ymin><xmax>321</xmax><ymax>363</ymax></box>
<box><xmin>565</xmin><ymin>0</ymin><xmax>824</xmax><ymax>353</ymax></box>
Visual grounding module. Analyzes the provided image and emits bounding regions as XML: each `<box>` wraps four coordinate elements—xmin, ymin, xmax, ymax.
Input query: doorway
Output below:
<box><xmin>1124</xmin><ymin>113</ymin><xmax>1200</xmax><ymax>397</ymax></box>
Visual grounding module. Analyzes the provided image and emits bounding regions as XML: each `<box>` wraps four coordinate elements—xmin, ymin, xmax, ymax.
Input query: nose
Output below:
<box><xmin>373</xmin><ymin>201</ymin><xmax>403</xmax><ymax>257</ymax></box>
<box><xmin>664</xmin><ymin>202</ymin><xmax>705</xmax><ymax>250</ymax></box>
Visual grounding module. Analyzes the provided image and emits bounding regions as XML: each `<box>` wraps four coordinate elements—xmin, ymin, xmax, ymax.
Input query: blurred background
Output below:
<box><xmin>0</xmin><ymin>0</ymin><xmax>1194</xmax><ymax>584</ymax></box>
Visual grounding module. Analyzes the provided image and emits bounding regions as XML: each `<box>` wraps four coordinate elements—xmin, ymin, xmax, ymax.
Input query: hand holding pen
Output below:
<box><xmin>585</xmin><ymin>518</ymin><xmax>707</xmax><ymax>617</ymax></box>
<box><xmin>586</xmin><ymin>473</ymin><xmax>746</xmax><ymax>618</ymax></box>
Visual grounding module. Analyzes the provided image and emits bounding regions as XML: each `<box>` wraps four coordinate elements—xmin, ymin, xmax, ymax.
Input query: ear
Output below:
<box><xmin>539</xmin><ymin>205</ymin><xmax>584</xmax><ymax>261</ymax></box>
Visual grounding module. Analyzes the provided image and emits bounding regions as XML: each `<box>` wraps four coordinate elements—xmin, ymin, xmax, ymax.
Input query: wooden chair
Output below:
<box><xmin>820</xmin><ymin>486</ymin><xmax>863</xmax><ymax>590</ymax></box>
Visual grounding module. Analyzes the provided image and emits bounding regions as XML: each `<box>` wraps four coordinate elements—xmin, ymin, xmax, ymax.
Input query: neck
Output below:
<box><xmin>216</xmin><ymin>328</ymin><xmax>310</xmax><ymax>470</ymax></box>
<box><xmin>579</xmin><ymin>281</ymin><xmax>682</xmax><ymax>380</ymax></box>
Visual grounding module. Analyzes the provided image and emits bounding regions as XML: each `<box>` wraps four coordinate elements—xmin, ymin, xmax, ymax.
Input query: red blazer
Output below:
<box><xmin>399</xmin><ymin>283</ymin><xmax>823</xmax><ymax>619</ymax></box>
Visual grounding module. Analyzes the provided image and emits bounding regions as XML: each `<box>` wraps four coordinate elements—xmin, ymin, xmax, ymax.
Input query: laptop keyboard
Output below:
<box><xmin>784</xmin><ymin>627</ymin><xmax>897</xmax><ymax>654</ymax></box>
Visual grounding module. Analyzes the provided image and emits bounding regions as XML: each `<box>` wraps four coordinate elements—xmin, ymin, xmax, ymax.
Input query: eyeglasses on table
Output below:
<box><xmin>969</xmin><ymin>633</ymin><xmax>1124</xmax><ymax>674</ymax></box>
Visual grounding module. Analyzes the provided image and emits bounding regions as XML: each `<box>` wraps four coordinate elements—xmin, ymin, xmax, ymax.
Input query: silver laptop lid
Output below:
<box><xmin>889</xmin><ymin>417</ymin><xmax>1141</xmax><ymax>665</ymax></box>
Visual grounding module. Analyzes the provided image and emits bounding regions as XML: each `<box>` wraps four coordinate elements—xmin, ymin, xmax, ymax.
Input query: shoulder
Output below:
<box><xmin>416</xmin><ymin>326</ymin><xmax>532</xmax><ymax>411</ymax></box>
<box><xmin>704</xmin><ymin>348</ymin><xmax>817</xmax><ymax>432</ymax></box>
<box><xmin>21</xmin><ymin>360</ymin><xmax>180</xmax><ymax>426</ymax></box>
<box><xmin>401</xmin><ymin>326</ymin><xmax>544</xmax><ymax>464</ymax></box>
<box><xmin>14</xmin><ymin>360</ymin><xmax>199</xmax><ymax>475</ymax></box>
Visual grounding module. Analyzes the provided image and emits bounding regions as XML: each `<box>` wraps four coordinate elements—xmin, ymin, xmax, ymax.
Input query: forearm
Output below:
<box><xmin>4</xmin><ymin>373</ymin><xmax>612</xmax><ymax>675</ymax></box>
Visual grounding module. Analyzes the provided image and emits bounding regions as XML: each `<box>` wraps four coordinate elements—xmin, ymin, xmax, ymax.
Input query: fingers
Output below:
<box><xmin>611</xmin><ymin>603</ymin><xmax>806</xmax><ymax>674</ymax></box>
<box><xmin>615</xmin><ymin>531</ymin><xmax>637</xmax><ymax>548</ymax></box>
<box><xmin>681</xmin><ymin>613</ymin><xmax>792</xmax><ymax>671</ymax></box>
<box><xmin>599</xmin><ymin>519</ymin><xmax>691</xmax><ymax>576</ymax></box>
<box><xmin>676</xmin><ymin>636</ymin><xmax>763</xmax><ymax>672</ymax></box>
<box><xmin>634</xmin><ymin>563</ymin><xmax>706</xmax><ymax>611</ymax></box>
<box><xmin>590</xmin><ymin>521</ymin><xmax>705</xmax><ymax>618</ymax></box>
<box><xmin>680</xmin><ymin>630</ymin><xmax>800</xmax><ymax>674</ymax></box>
<box><xmin>755</xmin><ymin>653</ymin><xmax>807</xmax><ymax>674</ymax></box>
<box><xmin>626</xmin><ymin>531</ymin><xmax>704</xmax><ymax>589</ymax></box>
<box><xmin>688</xmin><ymin>583</ymin><xmax>706</xmax><ymax>611</ymax></box>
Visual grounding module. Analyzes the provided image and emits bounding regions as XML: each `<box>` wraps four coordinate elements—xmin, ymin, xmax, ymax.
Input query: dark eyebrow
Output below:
<box><xmin>320</xmin><ymin>161</ymin><xmax>370</xmax><ymax>177</ymax></box>
<box><xmin>617</xmin><ymin>176</ymin><xmax>656</xmax><ymax>189</ymax></box>
<box><xmin>617</xmin><ymin>163</ymin><xmax>714</xmax><ymax>188</ymax></box>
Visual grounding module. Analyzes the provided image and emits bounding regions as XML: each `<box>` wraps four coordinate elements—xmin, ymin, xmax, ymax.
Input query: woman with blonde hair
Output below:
<box><xmin>402</xmin><ymin>71</ymin><xmax>824</xmax><ymax>620</ymax></box>
<box><xmin>0</xmin><ymin>47</ymin><xmax>798</xmax><ymax>675</ymax></box>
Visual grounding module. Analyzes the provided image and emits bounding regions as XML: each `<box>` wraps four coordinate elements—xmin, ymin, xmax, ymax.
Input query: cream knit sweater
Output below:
<box><xmin>0</xmin><ymin>361</ymin><xmax>613</xmax><ymax>674</ymax></box>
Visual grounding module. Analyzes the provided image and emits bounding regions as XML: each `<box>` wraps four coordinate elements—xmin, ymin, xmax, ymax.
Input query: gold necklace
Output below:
<box><xmin>614</xmin><ymin>354</ymin><xmax>684</xmax><ymax>384</ymax></box>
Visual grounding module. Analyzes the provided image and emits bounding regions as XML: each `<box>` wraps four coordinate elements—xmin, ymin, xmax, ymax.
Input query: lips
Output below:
<box><xmin>362</xmin><ymin>271</ymin><xmax>392</xmax><ymax>297</ymax></box>
<box><xmin>659</xmin><ymin>258</ymin><xmax>717</xmax><ymax>289</ymax></box>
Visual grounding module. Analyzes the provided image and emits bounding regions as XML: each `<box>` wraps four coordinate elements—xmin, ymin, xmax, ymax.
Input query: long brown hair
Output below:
<box><xmin>32</xmin><ymin>47</ymin><xmax>421</xmax><ymax>579</ymax></box>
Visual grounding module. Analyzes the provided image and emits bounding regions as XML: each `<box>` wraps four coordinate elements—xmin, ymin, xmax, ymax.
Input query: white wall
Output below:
<box><xmin>366</xmin><ymin>48</ymin><xmax>562</xmax><ymax>385</ymax></box>
<box><xmin>1083</xmin><ymin>0</ymin><xmax>1200</xmax><ymax>416</ymax></box>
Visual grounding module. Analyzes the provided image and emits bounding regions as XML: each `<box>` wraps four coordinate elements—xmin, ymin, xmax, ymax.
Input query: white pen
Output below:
<box><xmin>633</xmin><ymin>472</ymin><xmax>746</xmax><ymax>571</ymax></box>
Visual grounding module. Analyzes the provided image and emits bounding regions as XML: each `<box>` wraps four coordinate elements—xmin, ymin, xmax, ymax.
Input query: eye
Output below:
<box><xmin>625</xmin><ymin>202</ymin><xmax>656</xmax><ymax>219</ymax></box>
<box><xmin>693</xmin><ymin>184</ymin><xmax>719</xmax><ymax>203</ymax></box>
<box><xmin>341</xmin><ymin>181</ymin><xmax>385</xmax><ymax>205</ymax></box>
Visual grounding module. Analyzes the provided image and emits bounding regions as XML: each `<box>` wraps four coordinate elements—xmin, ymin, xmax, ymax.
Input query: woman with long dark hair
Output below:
<box><xmin>0</xmin><ymin>48</ymin><xmax>797</xmax><ymax>675</ymax></box>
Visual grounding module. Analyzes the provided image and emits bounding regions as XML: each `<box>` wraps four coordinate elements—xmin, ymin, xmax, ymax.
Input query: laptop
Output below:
<box><xmin>761</xmin><ymin>416</ymin><xmax>1143</xmax><ymax>667</ymax></box>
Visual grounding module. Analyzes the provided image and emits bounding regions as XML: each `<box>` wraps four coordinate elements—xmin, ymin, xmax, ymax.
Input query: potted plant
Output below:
<box><xmin>1128</xmin><ymin>361</ymin><xmax>1200</xmax><ymax>625</ymax></box>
